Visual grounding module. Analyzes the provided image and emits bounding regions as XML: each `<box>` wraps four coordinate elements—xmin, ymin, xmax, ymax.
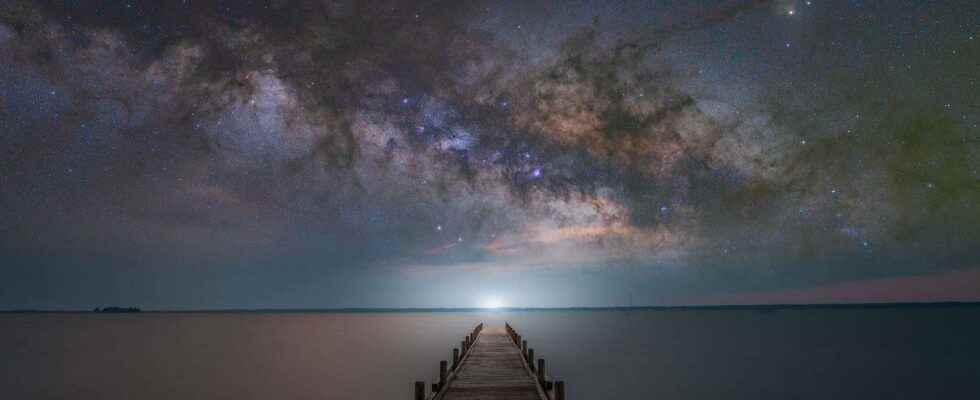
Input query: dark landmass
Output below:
<box><xmin>2</xmin><ymin>301</ymin><xmax>979</xmax><ymax>313</ymax></box>
<box><xmin>93</xmin><ymin>307</ymin><xmax>142</xmax><ymax>313</ymax></box>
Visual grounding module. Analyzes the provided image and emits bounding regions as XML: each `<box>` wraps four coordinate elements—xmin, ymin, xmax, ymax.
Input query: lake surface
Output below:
<box><xmin>2</xmin><ymin>306</ymin><xmax>979</xmax><ymax>399</ymax></box>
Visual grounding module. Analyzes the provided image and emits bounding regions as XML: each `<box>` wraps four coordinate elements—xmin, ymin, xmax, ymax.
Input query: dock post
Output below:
<box><xmin>522</xmin><ymin>339</ymin><xmax>527</xmax><ymax>356</ymax></box>
<box><xmin>555</xmin><ymin>381</ymin><xmax>565</xmax><ymax>400</ymax></box>
<box><xmin>537</xmin><ymin>358</ymin><xmax>545</xmax><ymax>383</ymax></box>
<box><xmin>414</xmin><ymin>381</ymin><xmax>425</xmax><ymax>400</ymax></box>
<box><xmin>527</xmin><ymin>348</ymin><xmax>535</xmax><ymax>369</ymax></box>
<box><xmin>452</xmin><ymin>348</ymin><xmax>460</xmax><ymax>369</ymax></box>
<box><xmin>461</xmin><ymin>339</ymin><xmax>466</xmax><ymax>355</ymax></box>
<box><xmin>439</xmin><ymin>360</ymin><xmax>448</xmax><ymax>388</ymax></box>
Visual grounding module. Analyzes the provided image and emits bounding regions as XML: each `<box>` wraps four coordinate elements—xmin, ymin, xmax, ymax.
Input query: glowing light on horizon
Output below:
<box><xmin>479</xmin><ymin>296</ymin><xmax>505</xmax><ymax>309</ymax></box>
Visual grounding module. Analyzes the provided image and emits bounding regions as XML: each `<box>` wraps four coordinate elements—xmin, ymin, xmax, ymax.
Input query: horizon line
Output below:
<box><xmin>4</xmin><ymin>300</ymin><xmax>980</xmax><ymax>313</ymax></box>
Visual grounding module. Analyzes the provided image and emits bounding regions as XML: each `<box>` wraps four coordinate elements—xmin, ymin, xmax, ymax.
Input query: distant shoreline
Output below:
<box><xmin>3</xmin><ymin>301</ymin><xmax>980</xmax><ymax>314</ymax></box>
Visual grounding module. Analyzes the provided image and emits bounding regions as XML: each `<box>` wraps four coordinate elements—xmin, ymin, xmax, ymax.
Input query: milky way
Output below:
<box><xmin>1</xmin><ymin>0</ymin><xmax>978</xmax><ymax>308</ymax></box>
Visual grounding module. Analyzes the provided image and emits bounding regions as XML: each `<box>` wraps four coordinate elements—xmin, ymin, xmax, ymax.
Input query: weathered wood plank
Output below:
<box><xmin>438</xmin><ymin>326</ymin><xmax>548</xmax><ymax>400</ymax></box>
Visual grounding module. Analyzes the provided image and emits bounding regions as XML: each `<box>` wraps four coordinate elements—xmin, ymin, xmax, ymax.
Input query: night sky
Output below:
<box><xmin>1</xmin><ymin>0</ymin><xmax>977</xmax><ymax>309</ymax></box>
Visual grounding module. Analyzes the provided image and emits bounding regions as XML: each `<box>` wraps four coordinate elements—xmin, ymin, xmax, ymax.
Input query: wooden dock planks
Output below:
<box><xmin>437</xmin><ymin>326</ymin><xmax>547</xmax><ymax>400</ymax></box>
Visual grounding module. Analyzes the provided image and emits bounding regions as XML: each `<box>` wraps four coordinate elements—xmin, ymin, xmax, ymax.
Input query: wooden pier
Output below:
<box><xmin>415</xmin><ymin>323</ymin><xmax>565</xmax><ymax>400</ymax></box>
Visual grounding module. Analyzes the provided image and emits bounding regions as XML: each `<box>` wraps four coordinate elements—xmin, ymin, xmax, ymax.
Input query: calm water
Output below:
<box><xmin>2</xmin><ymin>307</ymin><xmax>979</xmax><ymax>399</ymax></box>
